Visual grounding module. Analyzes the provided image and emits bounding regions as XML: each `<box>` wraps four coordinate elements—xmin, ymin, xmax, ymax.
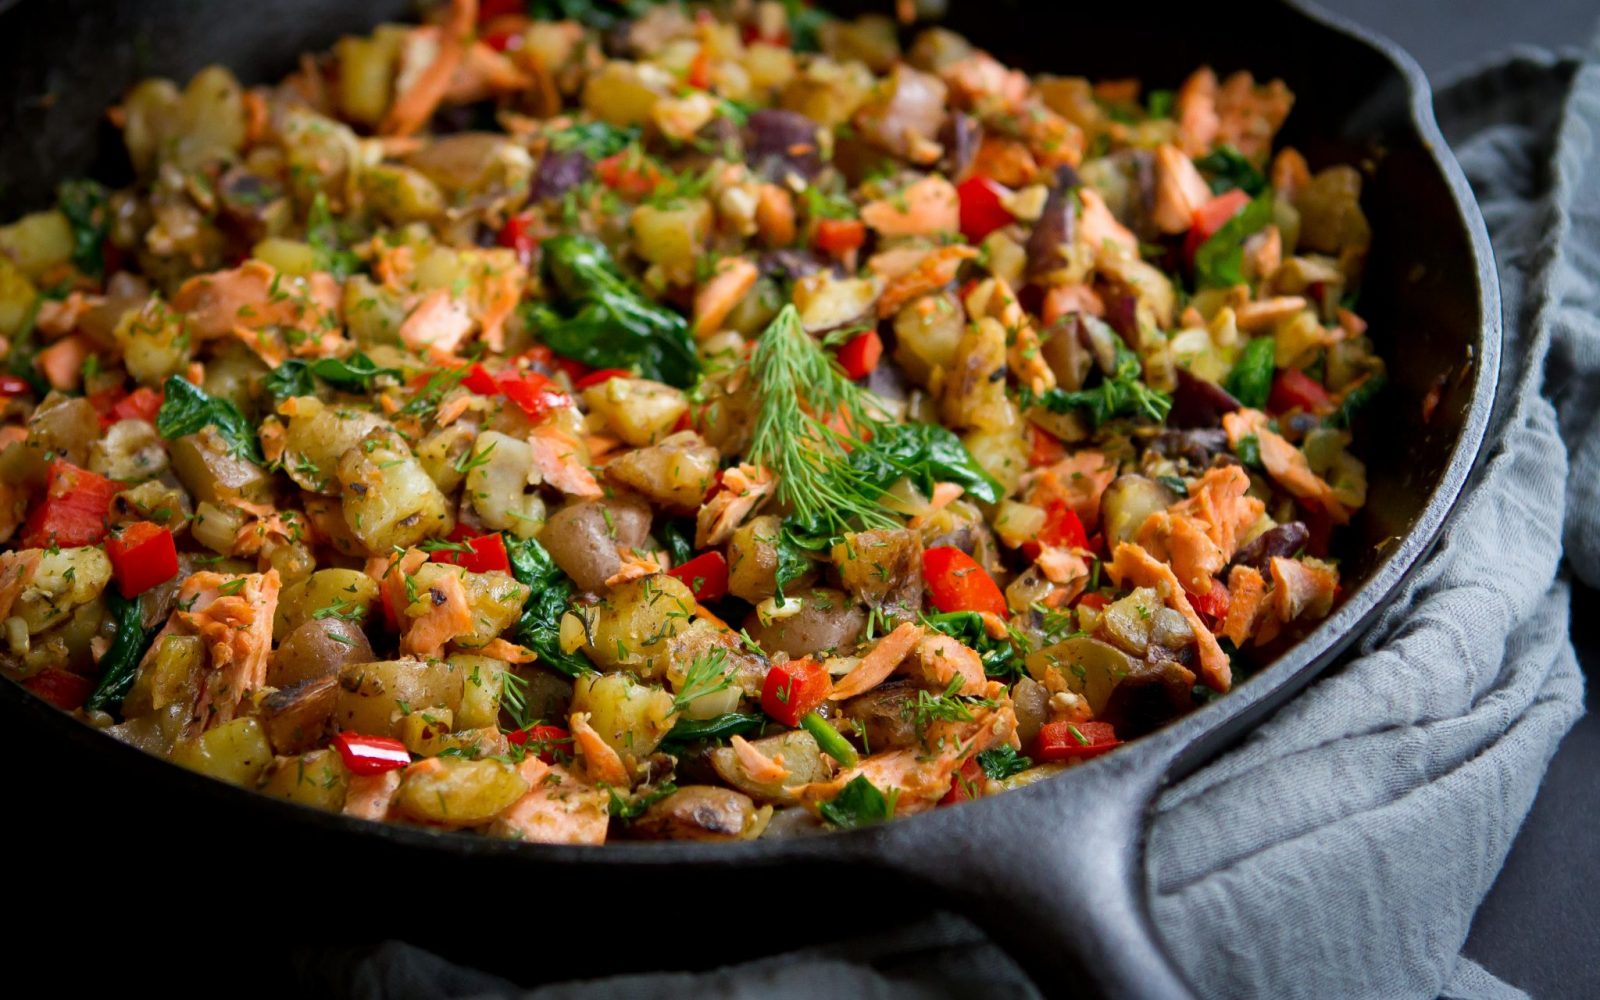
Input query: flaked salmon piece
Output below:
<box><xmin>1270</xmin><ymin>148</ymin><xmax>1311</xmax><ymax>202</ymax></box>
<box><xmin>528</xmin><ymin>420</ymin><xmax>602</xmax><ymax>499</ymax></box>
<box><xmin>939</xmin><ymin>53</ymin><xmax>1029</xmax><ymax>112</ymax></box>
<box><xmin>34</xmin><ymin>292</ymin><xmax>94</xmax><ymax>338</ymax></box>
<box><xmin>38</xmin><ymin>335</ymin><xmax>91</xmax><ymax>391</ymax></box>
<box><xmin>692</xmin><ymin>257</ymin><xmax>758</xmax><ymax>338</ymax></box>
<box><xmin>1174</xmin><ymin>67</ymin><xmax>1221</xmax><ymax>157</ymax></box>
<box><xmin>169</xmin><ymin>569</ymin><xmax>282</xmax><ymax>728</ymax></box>
<box><xmin>829</xmin><ymin>622</ymin><xmax>924</xmax><ymax>700</ymax></box>
<box><xmin>798</xmin><ymin>693</ymin><xmax>1016</xmax><ymax>815</ymax></box>
<box><xmin>1246</xmin><ymin>225</ymin><xmax>1283</xmax><ymax>283</ymax></box>
<box><xmin>1153</xmin><ymin>144</ymin><xmax>1214</xmax><ymax>234</ymax></box>
<box><xmin>695</xmin><ymin>463</ymin><xmax>775</xmax><ymax>548</ymax></box>
<box><xmin>1221</xmin><ymin>563</ymin><xmax>1266</xmax><ymax>646</ymax></box>
<box><xmin>755</xmin><ymin>184</ymin><xmax>797</xmax><ymax>247</ymax></box>
<box><xmin>1215</xmin><ymin>70</ymin><xmax>1294</xmax><ymax>162</ymax></box>
<box><xmin>1036</xmin><ymin>545</ymin><xmax>1089</xmax><ymax>589</ymax></box>
<box><xmin>1043</xmin><ymin>283</ymin><xmax>1106</xmax><ymax>323</ymax></box>
<box><xmin>376</xmin><ymin>547</ymin><xmax>429</xmax><ymax>629</ymax></box>
<box><xmin>1268</xmin><ymin>555</ymin><xmax>1338</xmax><ymax>624</ymax></box>
<box><xmin>464</xmin><ymin>638</ymin><xmax>538</xmax><ymax>663</ymax></box>
<box><xmin>445</xmin><ymin>39</ymin><xmax>534</xmax><ymax>104</ymax></box>
<box><xmin>343</xmin><ymin>770</ymin><xmax>403</xmax><ymax>822</ymax></box>
<box><xmin>965</xmin><ymin>274</ymin><xmax>1055</xmax><ymax>395</ymax></box>
<box><xmin>399</xmin><ymin>567</ymin><xmax>474</xmax><ymax>659</ymax></box>
<box><xmin>490</xmin><ymin>762</ymin><xmax>609</xmax><ymax>845</ymax></box>
<box><xmin>866</xmin><ymin>245</ymin><xmax>933</xmax><ymax>283</ymax></box>
<box><xmin>173</xmin><ymin>260</ymin><xmax>342</xmax><ymax>344</ymax></box>
<box><xmin>382</xmin><ymin>0</ymin><xmax>475</xmax><ymax>137</ymax></box>
<box><xmin>902</xmin><ymin>632</ymin><xmax>985</xmax><ymax>695</ymax></box>
<box><xmin>399</xmin><ymin>289</ymin><xmax>475</xmax><ymax>362</ymax></box>
<box><xmin>877</xmin><ymin>245</ymin><xmax>978</xmax><ymax>318</ymax></box>
<box><xmin>605</xmin><ymin>547</ymin><xmax>669</xmax><ymax>588</ymax></box>
<box><xmin>569</xmin><ymin>711</ymin><xmax>630</xmax><ymax>788</ymax></box>
<box><xmin>1137</xmin><ymin>465</ymin><xmax>1264</xmax><ymax>594</ymax></box>
<box><xmin>1107</xmin><ymin>542</ymin><xmax>1231</xmax><ymax>692</ymax></box>
<box><xmin>0</xmin><ymin>549</ymin><xmax>42</xmax><ymax>620</ymax></box>
<box><xmin>259</xmin><ymin>420</ymin><xmax>287</xmax><ymax>465</ymax></box>
<box><xmin>1078</xmin><ymin>187</ymin><xmax>1139</xmax><ymax>259</ymax></box>
<box><xmin>1223</xmin><ymin>408</ymin><xmax>1351</xmax><ymax>524</ymax></box>
<box><xmin>1024</xmin><ymin>449</ymin><xmax>1117</xmax><ymax>532</ymax></box>
<box><xmin>463</xmin><ymin>250</ymin><xmax>527</xmax><ymax>354</ymax></box>
<box><xmin>731</xmin><ymin>734</ymin><xmax>790</xmax><ymax>784</ymax></box>
<box><xmin>861</xmin><ymin>175</ymin><xmax>960</xmax><ymax>237</ymax></box>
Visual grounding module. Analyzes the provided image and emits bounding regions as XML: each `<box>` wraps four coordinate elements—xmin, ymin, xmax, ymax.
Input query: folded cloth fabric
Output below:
<box><xmin>326</xmin><ymin>44</ymin><xmax>1593</xmax><ymax>1000</ymax></box>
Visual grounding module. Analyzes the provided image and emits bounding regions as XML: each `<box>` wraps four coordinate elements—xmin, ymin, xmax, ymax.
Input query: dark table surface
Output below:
<box><xmin>1315</xmin><ymin>2</ymin><xmax>1599</xmax><ymax>997</ymax></box>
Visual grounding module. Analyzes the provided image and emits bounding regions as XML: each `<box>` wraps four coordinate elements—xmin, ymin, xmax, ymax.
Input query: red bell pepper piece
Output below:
<box><xmin>331</xmin><ymin>732</ymin><xmax>412</xmax><ymax>775</ymax></box>
<box><xmin>956</xmin><ymin>175</ymin><xmax>1015</xmax><ymax>244</ymax></box>
<box><xmin>496</xmin><ymin>212</ymin><xmax>538</xmax><ymax>267</ymax></box>
<box><xmin>20</xmin><ymin>460</ymin><xmax>118</xmax><ymax>549</ymax></box>
<box><xmin>0</xmin><ymin>374</ymin><xmax>33</xmax><ymax>396</ymax></box>
<box><xmin>507</xmin><ymin>724</ymin><xmax>574</xmax><ymax>764</ymax></box>
<box><xmin>462</xmin><ymin>364</ymin><xmax>572</xmax><ymax>421</ymax></box>
<box><xmin>106</xmin><ymin>522</ymin><xmax>179</xmax><ymax>598</ymax></box>
<box><xmin>923</xmin><ymin>546</ymin><xmax>1008</xmax><ymax>618</ymax></box>
<box><xmin>430</xmin><ymin>529</ymin><xmax>511</xmax><ymax>575</ymax></box>
<box><xmin>835</xmin><ymin>329</ymin><xmax>882</xmax><ymax>380</ymax></box>
<box><xmin>1028</xmin><ymin>424</ymin><xmax>1066</xmax><ymax>468</ymax></box>
<box><xmin>476</xmin><ymin>0</ymin><xmax>523</xmax><ymax>24</ymax></box>
<box><xmin>110</xmin><ymin>386</ymin><xmax>163</xmax><ymax>424</ymax></box>
<box><xmin>941</xmin><ymin>757</ymin><xmax>985</xmax><ymax>805</ymax></box>
<box><xmin>1076</xmin><ymin>592</ymin><xmax>1109</xmax><ymax>612</ymax></box>
<box><xmin>596</xmin><ymin>153</ymin><xmax>662</xmax><ymax>197</ymax></box>
<box><xmin>812</xmin><ymin>218</ymin><xmax>866</xmax><ymax>258</ymax></box>
<box><xmin>1183</xmin><ymin>188</ymin><xmax>1252</xmax><ymax>261</ymax></box>
<box><xmin>1267</xmin><ymin>369</ymin><xmax>1332</xmax><ymax>415</ymax></box>
<box><xmin>761</xmin><ymin>657</ymin><xmax>831</xmax><ymax>727</ymax></box>
<box><xmin>667</xmin><ymin>550</ymin><xmax>729</xmax><ymax>602</ymax></box>
<box><xmin>23</xmin><ymin>668</ymin><xmax>93</xmax><ymax>711</ymax></box>
<box><xmin>686</xmin><ymin>47</ymin><xmax>713</xmax><ymax>89</ymax></box>
<box><xmin>573</xmin><ymin>368</ymin><xmax>632</xmax><ymax>391</ymax></box>
<box><xmin>1189</xmin><ymin>577</ymin><xmax>1231</xmax><ymax>625</ymax></box>
<box><xmin>1041</xmin><ymin>501</ymin><xmax>1088</xmax><ymax>550</ymax></box>
<box><xmin>1035</xmin><ymin>720</ymin><xmax>1120</xmax><ymax>762</ymax></box>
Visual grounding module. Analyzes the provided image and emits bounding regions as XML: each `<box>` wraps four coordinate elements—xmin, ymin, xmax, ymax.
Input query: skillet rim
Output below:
<box><xmin>0</xmin><ymin>0</ymin><xmax>1502</xmax><ymax>870</ymax></box>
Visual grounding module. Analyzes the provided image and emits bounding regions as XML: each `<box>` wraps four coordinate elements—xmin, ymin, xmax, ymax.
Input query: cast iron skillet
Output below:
<box><xmin>0</xmin><ymin>1</ymin><xmax>1498</xmax><ymax>996</ymax></box>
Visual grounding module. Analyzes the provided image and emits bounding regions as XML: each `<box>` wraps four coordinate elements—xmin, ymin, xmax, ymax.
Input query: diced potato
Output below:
<box><xmin>582</xmin><ymin>60</ymin><xmax>672</xmax><ymax>126</ymax></box>
<box><xmin>169</xmin><ymin>426</ymin><xmax>274</xmax><ymax>506</ymax></box>
<box><xmin>123</xmin><ymin>634</ymin><xmax>205</xmax><ymax>720</ymax></box>
<box><xmin>170</xmin><ymin>717</ymin><xmax>272</xmax><ymax>787</ymax></box>
<box><xmin>191</xmin><ymin>500</ymin><xmax>247</xmax><ymax>555</ymax></box>
<box><xmin>89</xmin><ymin>418</ymin><xmax>168</xmax><ymax>482</ymax></box>
<box><xmin>398</xmin><ymin>706</ymin><xmax>457</xmax><ymax>755</ymax></box>
<box><xmin>251</xmin><ymin>238</ymin><xmax>319</xmax><ymax>276</ymax></box>
<box><xmin>604</xmin><ymin>430</ymin><xmax>719</xmax><ymax>512</ymax></box>
<box><xmin>662</xmin><ymin>621</ymin><xmax>745</xmax><ymax>720</ymax></box>
<box><xmin>743</xmin><ymin>42</ymin><xmax>797</xmax><ymax>90</ymax></box>
<box><xmin>452</xmin><ymin>655</ymin><xmax>508</xmax><ymax>730</ymax></box>
<box><xmin>570</xmin><ymin>671</ymin><xmax>679</xmax><ymax>758</ymax></box>
<box><xmin>413</xmin><ymin>423</ymin><xmax>476</xmax><ymax>495</ymax></box>
<box><xmin>631</xmin><ymin>200</ymin><xmax>712</xmax><ymax>271</ymax></box>
<box><xmin>992</xmin><ymin>500</ymin><xmax>1048</xmax><ymax>550</ymax></box>
<box><xmin>0</xmin><ymin>210</ymin><xmax>74</xmax><ymax>281</ymax></box>
<box><xmin>27</xmin><ymin>393</ymin><xmax>101</xmax><ymax>468</ymax></box>
<box><xmin>14</xmin><ymin>546</ymin><xmax>112</xmax><ymax>635</ymax></box>
<box><xmin>780</xmin><ymin>57</ymin><xmax>876</xmax><ymax>128</ymax></box>
<box><xmin>407</xmin><ymin>563</ymin><xmax>529</xmax><ymax>648</ymax></box>
<box><xmin>396</xmin><ymin>757</ymin><xmax>530</xmax><ymax>827</ymax></box>
<box><xmin>113</xmin><ymin>297</ymin><xmax>194</xmax><ymax>386</ymax></box>
<box><xmin>270</xmin><ymin>619</ymin><xmax>374</xmax><ymax>688</ymax></box>
<box><xmin>335</xmin><ymin>659</ymin><xmax>464</xmax><ymax>738</ymax></box>
<box><xmin>1024</xmin><ymin>636</ymin><xmax>1136</xmax><ymax>715</ymax></box>
<box><xmin>170</xmin><ymin>65</ymin><xmax>247</xmax><ymax>170</ymax></box>
<box><xmin>280</xmin><ymin>397</ymin><xmax>389</xmax><ymax>495</ymax></box>
<box><xmin>1099</xmin><ymin>475</ymin><xmax>1180</xmax><ymax>547</ymax></box>
<box><xmin>406</xmin><ymin>134</ymin><xmax>534</xmax><ymax>204</ymax></box>
<box><xmin>831</xmin><ymin>528</ymin><xmax>923</xmax><ymax>615</ymax></box>
<box><xmin>466</xmin><ymin>430</ymin><xmax>546</xmax><ymax>538</ymax></box>
<box><xmin>342</xmin><ymin>275</ymin><xmax>409</xmax><ymax>347</ymax></box>
<box><xmin>335</xmin><ymin>30</ymin><xmax>402</xmax><ymax>127</ymax></box>
<box><xmin>962</xmin><ymin>425</ymin><xmax>1028</xmax><ymax>498</ymax></box>
<box><xmin>583</xmin><ymin>378</ymin><xmax>688</xmax><ymax>447</ymax></box>
<box><xmin>0</xmin><ymin>256</ymin><xmax>37</xmax><ymax>339</ymax></box>
<box><xmin>274</xmin><ymin>568</ymin><xmax>380</xmax><ymax>638</ymax></box>
<box><xmin>631</xmin><ymin>786</ymin><xmax>763</xmax><ymax>841</ymax></box>
<box><xmin>279</xmin><ymin>107</ymin><xmax>362</xmax><ymax>206</ymax></box>
<box><xmin>793</xmin><ymin>272</ymin><xmax>880</xmax><ymax>333</ymax></box>
<box><xmin>567</xmin><ymin>574</ymin><xmax>696</xmax><ymax>678</ymax></box>
<box><xmin>728</xmin><ymin>514</ymin><xmax>800</xmax><ymax>603</ymax></box>
<box><xmin>363</xmin><ymin>163</ymin><xmax>448</xmax><ymax>224</ymax></box>
<box><xmin>337</xmin><ymin>427</ymin><xmax>454</xmax><ymax>552</ymax></box>
<box><xmin>260</xmin><ymin>748</ymin><xmax>349</xmax><ymax>811</ymax></box>
<box><xmin>739</xmin><ymin>587</ymin><xmax>866</xmax><ymax>659</ymax></box>
<box><xmin>819</xmin><ymin>15</ymin><xmax>900</xmax><ymax>72</ymax></box>
<box><xmin>710</xmin><ymin>731</ymin><xmax>829</xmax><ymax>804</ymax></box>
<box><xmin>259</xmin><ymin>675</ymin><xmax>341</xmax><ymax>753</ymax></box>
<box><xmin>120</xmin><ymin>77</ymin><xmax>183</xmax><ymax>174</ymax></box>
<box><xmin>202</xmin><ymin>341</ymin><xmax>269</xmax><ymax>414</ymax></box>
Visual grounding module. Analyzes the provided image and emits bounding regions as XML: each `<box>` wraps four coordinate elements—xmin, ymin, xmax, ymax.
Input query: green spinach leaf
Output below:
<box><xmin>1193</xmin><ymin>192</ymin><xmax>1274</xmax><ymax>288</ymax></box>
<box><xmin>1194</xmin><ymin>145</ymin><xmax>1266</xmax><ymax>196</ymax></box>
<box><xmin>1324</xmin><ymin>371</ymin><xmax>1386</xmax><ymax>429</ymax></box>
<box><xmin>155</xmin><ymin>375</ymin><xmax>262</xmax><ymax>463</ymax></box>
<box><xmin>86</xmin><ymin>591</ymin><xmax>160</xmax><ymax>714</ymax></box>
<box><xmin>504</xmin><ymin>533</ymin><xmax>594</xmax><ymax>679</ymax></box>
<box><xmin>1028</xmin><ymin>340</ymin><xmax>1172</xmax><ymax>427</ymax></box>
<box><xmin>819</xmin><ymin>775</ymin><xmax>896</xmax><ymax>829</ymax></box>
<box><xmin>57</xmin><ymin>179</ymin><xmax>111</xmax><ymax>280</ymax></box>
<box><xmin>848</xmin><ymin>423</ymin><xmax>1002</xmax><ymax>505</ymax></box>
<box><xmin>975</xmin><ymin>745</ymin><xmax>1033</xmax><ymax>781</ymax></box>
<box><xmin>1224</xmin><ymin>335</ymin><xmax>1276</xmax><ymax>410</ymax></box>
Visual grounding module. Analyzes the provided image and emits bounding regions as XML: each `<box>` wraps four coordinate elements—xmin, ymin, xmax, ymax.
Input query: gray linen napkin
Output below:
<box><xmin>328</xmin><ymin>44</ymin><xmax>1593</xmax><ymax>1000</ymax></box>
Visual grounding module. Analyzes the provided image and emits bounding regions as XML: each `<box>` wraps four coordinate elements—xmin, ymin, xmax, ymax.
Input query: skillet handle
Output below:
<box><xmin>869</xmin><ymin>741</ymin><xmax>1193</xmax><ymax>999</ymax></box>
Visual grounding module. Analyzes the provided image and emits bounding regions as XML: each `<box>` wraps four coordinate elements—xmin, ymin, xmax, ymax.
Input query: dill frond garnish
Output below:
<box><xmin>746</xmin><ymin>305</ymin><xmax>897</xmax><ymax>533</ymax></box>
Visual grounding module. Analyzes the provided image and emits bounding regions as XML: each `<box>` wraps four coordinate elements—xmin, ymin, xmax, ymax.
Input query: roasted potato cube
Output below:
<box><xmin>335</xmin><ymin>659</ymin><xmax>463</xmax><ymax>738</ymax></box>
<box><xmin>466</xmin><ymin>430</ymin><xmax>546</xmax><ymax>538</ymax></box>
<box><xmin>274</xmin><ymin>568</ymin><xmax>381</xmax><ymax>639</ymax></box>
<box><xmin>583</xmin><ymin>378</ymin><xmax>688</xmax><ymax>447</ymax></box>
<box><xmin>269</xmin><ymin>618</ymin><xmax>375</xmax><ymax>688</ymax></box>
<box><xmin>538</xmin><ymin>494</ymin><xmax>653</xmax><ymax>592</ymax></box>
<box><xmin>169</xmin><ymin>426</ymin><xmax>273</xmax><ymax>507</ymax></box>
<box><xmin>605</xmin><ymin>431</ymin><xmax>720</xmax><ymax>513</ymax></box>
<box><xmin>630</xmin><ymin>786</ymin><xmax>764</xmax><ymax>841</ymax></box>
<box><xmin>170</xmin><ymin>717</ymin><xmax>272</xmax><ymax>787</ymax></box>
<box><xmin>709</xmin><ymin>731</ymin><xmax>829</xmax><ymax>804</ymax></box>
<box><xmin>337</xmin><ymin>427</ymin><xmax>453</xmax><ymax>553</ymax></box>
<box><xmin>567</xmin><ymin>574</ymin><xmax>696</xmax><ymax>677</ymax></box>
<box><xmin>831</xmin><ymin>528</ymin><xmax>923</xmax><ymax>617</ymax></box>
<box><xmin>259</xmin><ymin>675</ymin><xmax>340</xmax><ymax>754</ymax></box>
<box><xmin>395</xmin><ymin>757</ymin><xmax>529</xmax><ymax>827</ymax></box>
<box><xmin>260</xmin><ymin>748</ymin><xmax>350</xmax><ymax>811</ymax></box>
<box><xmin>570</xmin><ymin>671</ymin><xmax>678</xmax><ymax>759</ymax></box>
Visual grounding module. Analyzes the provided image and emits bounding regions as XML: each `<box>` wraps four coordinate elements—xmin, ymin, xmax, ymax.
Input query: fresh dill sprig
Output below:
<box><xmin>672</xmin><ymin>647</ymin><xmax>733</xmax><ymax>714</ymax></box>
<box><xmin>746</xmin><ymin>305</ymin><xmax>898</xmax><ymax>533</ymax></box>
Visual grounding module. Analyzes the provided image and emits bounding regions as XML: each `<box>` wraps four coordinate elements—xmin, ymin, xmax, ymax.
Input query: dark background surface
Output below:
<box><xmin>1317</xmin><ymin>2</ymin><xmax>1600</xmax><ymax>997</ymax></box>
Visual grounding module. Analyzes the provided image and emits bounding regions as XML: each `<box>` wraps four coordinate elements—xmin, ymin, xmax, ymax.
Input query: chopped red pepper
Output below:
<box><xmin>331</xmin><ymin>732</ymin><xmax>412</xmax><ymax>775</ymax></box>
<box><xmin>110</xmin><ymin>386</ymin><xmax>163</xmax><ymax>424</ymax></box>
<box><xmin>1028</xmin><ymin>424</ymin><xmax>1066</xmax><ymax>467</ymax></box>
<box><xmin>475</xmin><ymin>0</ymin><xmax>523</xmax><ymax>24</ymax></box>
<box><xmin>20</xmin><ymin>460</ymin><xmax>118</xmax><ymax>550</ymax></box>
<box><xmin>922</xmin><ymin>546</ymin><xmax>1008</xmax><ymax>618</ymax></box>
<box><xmin>1041</xmin><ymin>501</ymin><xmax>1088</xmax><ymax>550</ymax></box>
<box><xmin>507</xmin><ymin>724</ymin><xmax>574</xmax><ymax>764</ymax></box>
<box><xmin>941</xmin><ymin>757</ymin><xmax>985</xmax><ymax>805</ymax></box>
<box><xmin>496</xmin><ymin>212</ymin><xmax>538</xmax><ymax>267</ymax></box>
<box><xmin>686</xmin><ymin>47</ymin><xmax>713</xmax><ymax>90</ymax></box>
<box><xmin>835</xmin><ymin>329</ymin><xmax>883</xmax><ymax>380</ymax></box>
<box><xmin>761</xmin><ymin>657</ymin><xmax>831</xmax><ymax>727</ymax></box>
<box><xmin>1267</xmin><ymin>369</ymin><xmax>1332</xmax><ymax>415</ymax></box>
<box><xmin>0</xmin><ymin>374</ymin><xmax>33</xmax><ymax>396</ymax></box>
<box><xmin>462</xmin><ymin>363</ymin><xmax>571</xmax><ymax>421</ymax></box>
<box><xmin>1035</xmin><ymin>720</ymin><xmax>1120</xmax><ymax>762</ymax></box>
<box><xmin>430</xmin><ymin>529</ymin><xmax>511</xmax><ymax>575</ymax></box>
<box><xmin>1076</xmin><ymin>592</ymin><xmax>1109</xmax><ymax>612</ymax></box>
<box><xmin>595</xmin><ymin>153</ymin><xmax>662</xmax><ymax>197</ymax></box>
<box><xmin>667</xmin><ymin>550</ymin><xmax>729</xmax><ymax>602</ymax></box>
<box><xmin>956</xmin><ymin>175</ymin><xmax>1015</xmax><ymax>244</ymax></box>
<box><xmin>1183</xmin><ymin>188</ymin><xmax>1252</xmax><ymax>261</ymax></box>
<box><xmin>573</xmin><ymin>368</ymin><xmax>632</xmax><ymax>391</ymax></box>
<box><xmin>813</xmin><ymin>218</ymin><xmax>866</xmax><ymax>258</ymax></box>
<box><xmin>1189</xmin><ymin>576</ymin><xmax>1231</xmax><ymax>626</ymax></box>
<box><xmin>106</xmin><ymin>522</ymin><xmax>179</xmax><ymax>598</ymax></box>
<box><xmin>23</xmin><ymin>668</ymin><xmax>93</xmax><ymax>711</ymax></box>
